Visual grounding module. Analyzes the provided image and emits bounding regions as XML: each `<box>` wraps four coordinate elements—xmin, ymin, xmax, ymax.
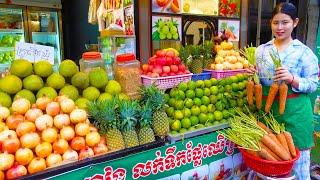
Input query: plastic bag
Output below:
<box><xmin>88</xmin><ymin>0</ymin><xmax>98</xmax><ymax>24</ymax></box>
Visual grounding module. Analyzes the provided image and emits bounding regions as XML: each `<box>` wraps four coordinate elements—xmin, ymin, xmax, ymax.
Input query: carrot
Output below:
<box><xmin>258</xmin><ymin>148</ymin><xmax>278</xmax><ymax>161</ymax></box>
<box><xmin>246</xmin><ymin>149</ymin><xmax>259</xmax><ymax>157</ymax></box>
<box><xmin>246</xmin><ymin>80</ymin><xmax>254</xmax><ymax>106</ymax></box>
<box><xmin>257</xmin><ymin>121</ymin><xmax>273</xmax><ymax>134</ymax></box>
<box><xmin>260</xmin><ymin>134</ymin><xmax>291</xmax><ymax>161</ymax></box>
<box><xmin>284</xmin><ymin>131</ymin><xmax>296</xmax><ymax>157</ymax></box>
<box><xmin>259</xmin><ymin>142</ymin><xmax>281</xmax><ymax>161</ymax></box>
<box><xmin>265</xmin><ymin>82</ymin><xmax>279</xmax><ymax>113</ymax></box>
<box><xmin>276</xmin><ymin>133</ymin><xmax>290</xmax><ymax>155</ymax></box>
<box><xmin>268</xmin><ymin>133</ymin><xmax>286</xmax><ymax>150</ymax></box>
<box><xmin>254</xmin><ymin>84</ymin><xmax>263</xmax><ymax>110</ymax></box>
<box><xmin>279</xmin><ymin>81</ymin><xmax>288</xmax><ymax>115</ymax></box>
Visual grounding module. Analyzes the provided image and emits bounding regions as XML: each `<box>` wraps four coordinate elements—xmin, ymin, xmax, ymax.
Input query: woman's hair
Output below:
<box><xmin>272</xmin><ymin>2</ymin><xmax>298</xmax><ymax>20</ymax></box>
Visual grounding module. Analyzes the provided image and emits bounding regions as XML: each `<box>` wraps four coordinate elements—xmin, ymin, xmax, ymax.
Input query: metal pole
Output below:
<box><xmin>256</xmin><ymin>0</ymin><xmax>262</xmax><ymax>46</ymax></box>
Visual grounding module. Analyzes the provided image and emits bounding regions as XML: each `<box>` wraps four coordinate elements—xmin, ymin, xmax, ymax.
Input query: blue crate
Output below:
<box><xmin>191</xmin><ymin>71</ymin><xmax>212</xmax><ymax>81</ymax></box>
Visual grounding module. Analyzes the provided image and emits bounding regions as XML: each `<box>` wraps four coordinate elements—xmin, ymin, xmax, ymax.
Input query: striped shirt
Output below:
<box><xmin>256</xmin><ymin>39</ymin><xmax>319</xmax><ymax>93</ymax></box>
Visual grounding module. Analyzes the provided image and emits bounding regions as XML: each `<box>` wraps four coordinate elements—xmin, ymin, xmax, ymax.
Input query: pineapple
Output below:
<box><xmin>87</xmin><ymin>99</ymin><xmax>125</xmax><ymax>152</ymax></box>
<box><xmin>138</xmin><ymin>100</ymin><xmax>155</xmax><ymax>145</ymax></box>
<box><xmin>189</xmin><ymin>45</ymin><xmax>203</xmax><ymax>74</ymax></box>
<box><xmin>141</xmin><ymin>85</ymin><xmax>169</xmax><ymax>138</ymax></box>
<box><xmin>118</xmin><ymin>100</ymin><xmax>140</xmax><ymax>148</ymax></box>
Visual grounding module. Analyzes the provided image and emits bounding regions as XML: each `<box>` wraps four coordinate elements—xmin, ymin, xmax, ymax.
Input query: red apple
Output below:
<box><xmin>142</xmin><ymin>64</ymin><xmax>149</xmax><ymax>72</ymax></box>
<box><xmin>166</xmin><ymin>50</ymin><xmax>175</xmax><ymax>58</ymax></box>
<box><xmin>152</xmin><ymin>67</ymin><xmax>162</xmax><ymax>74</ymax></box>
<box><xmin>148</xmin><ymin>57</ymin><xmax>156</xmax><ymax>65</ymax></box>
<box><xmin>155</xmin><ymin>57</ymin><xmax>166</xmax><ymax>66</ymax></box>
<box><xmin>166</xmin><ymin>56</ymin><xmax>173</xmax><ymax>65</ymax></box>
<box><xmin>148</xmin><ymin>65</ymin><xmax>154</xmax><ymax>72</ymax></box>
<box><xmin>147</xmin><ymin>72</ymin><xmax>153</xmax><ymax>77</ymax></box>
<box><xmin>162</xmin><ymin>66</ymin><xmax>171</xmax><ymax>73</ymax></box>
<box><xmin>178</xmin><ymin>64</ymin><xmax>186</xmax><ymax>71</ymax></box>
<box><xmin>173</xmin><ymin>57</ymin><xmax>181</xmax><ymax>65</ymax></box>
<box><xmin>151</xmin><ymin>73</ymin><xmax>159</xmax><ymax>78</ymax></box>
<box><xmin>169</xmin><ymin>72</ymin><xmax>176</xmax><ymax>76</ymax></box>
<box><xmin>170</xmin><ymin>65</ymin><xmax>179</xmax><ymax>73</ymax></box>
<box><xmin>177</xmin><ymin>71</ymin><xmax>184</xmax><ymax>75</ymax></box>
<box><xmin>185</xmin><ymin>70</ymin><xmax>191</xmax><ymax>74</ymax></box>
<box><xmin>160</xmin><ymin>72</ymin><xmax>168</xmax><ymax>77</ymax></box>
<box><xmin>156</xmin><ymin>50</ymin><xmax>166</xmax><ymax>57</ymax></box>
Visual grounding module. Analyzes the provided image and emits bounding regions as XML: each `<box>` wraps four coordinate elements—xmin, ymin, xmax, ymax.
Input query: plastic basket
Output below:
<box><xmin>205</xmin><ymin>69</ymin><xmax>247</xmax><ymax>79</ymax></box>
<box><xmin>191</xmin><ymin>71</ymin><xmax>212</xmax><ymax>81</ymax></box>
<box><xmin>141</xmin><ymin>74</ymin><xmax>193</xmax><ymax>90</ymax></box>
<box><xmin>238</xmin><ymin>148</ymin><xmax>300</xmax><ymax>177</ymax></box>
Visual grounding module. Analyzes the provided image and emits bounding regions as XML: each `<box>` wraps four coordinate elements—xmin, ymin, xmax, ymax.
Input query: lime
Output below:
<box><xmin>218</xmin><ymin>79</ymin><xmax>226</xmax><ymax>86</ymax></box>
<box><xmin>165</xmin><ymin>107</ymin><xmax>175</xmax><ymax>117</ymax></box>
<box><xmin>169</xmin><ymin>89</ymin><xmax>178</xmax><ymax>98</ymax></box>
<box><xmin>225</xmin><ymin>78</ymin><xmax>233</xmax><ymax>85</ymax></box>
<box><xmin>200</xmin><ymin>105</ymin><xmax>208</xmax><ymax>113</ymax></box>
<box><xmin>210</xmin><ymin>86</ymin><xmax>219</xmax><ymax>95</ymax></box>
<box><xmin>185</xmin><ymin>89</ymin><xmax>195</xmax><ymax>99</ymax></box>
<box><xmin>236</xmin><ymin>74</ymin><xmax>244</xmax><ymax>81</ymax></box>
<box><xmin>237</xmin><ymin>99</ymin><xmax>244</xmax><ymax>107</ymax></box>
<box><xmin>174</xmin><ymin>100</ymin><xmax>184</xmax><ymax>110</ymax></box>
<box><xmin>178</xmin><ymin>82</ymin><xmax>188</xmax><ymax>91</ymax></box>
<box><xmin>196</xmin><ymin>80</ymin><xmax>205</xmax><ymax>88</ymax></box>
<box><xmin>215</xmin><ymin>101</ymin><xmax>224</xmax><ymax>111</ymax></box>
<box><xmin>170</xmin><ymin>131</ymin><xmax>178</xmax><ymax>135</ymax></box>
<box><xmin>199</xmin><ymin>113</ymin><xmax>208</xmax><ymax>124</ymax></box>
<box><xmin>187</xmin><ymin>81</ymin><xmax>196</xmax><ymax>90</ymax></box>
<box><xmin>174</xmin><ymin>110</ymin><xmax>184</xmax><ymax>120</ymax></box>
<box><xmin>218</xmin><ymin>86</ymin><xmax>225</xmax><ymax>93</ymax></box>
<box><xmin>214</xmin><ymin>110</ymin><xmax>223</xmax><ymax>121</ymax></box>
<box><xmin>184</xmin><ymin>108</ymin><xmax>192</xmax><ymax>118</ymax></box>
<box><xmin>210</xmin><ymin>95</ymin><xmax>218</xmax><ymax>104</ymax></box>
<box><xmin>191</xmin><ymin>106</ymin><xmax>201</xmax><ymax>116</ymax></box>
<box><xmin>204</xmin><ymin>80</ymin><xmax>212</xmax><ymax>88</ymax></box>
<box><xmin>184</xmin><ymin>98</ymin><xmax>194</xmax><ymax>108</ymax></box>
<box><xmin>232</xmin><ymin>83</ymin><xmax>240</xmax><ymax>91</ymax></box>
<box><xmin>193</xmin><ymin>97</ymin><xmax>202</xmax><ymax>106</ymax></box>
<box><xmin>228</xmin><ymin>108</ymin><xmax>236</xmax><ymax>116</ymax></box>
<box><xmin>179</xmin><ymin>128</ymin><xmax>187</xmax><ymax>134</ymax></box>
<box><xmin>164</xmin><ymin>94</ymin><xmax>170</xmax><ymax>103</ymax></box>
<box><xmin>229</xmin><ymin>99</ymin><xmax>237</xmax><ymax>107</ymax></box>
<box><xmin>207</xmin><ymin>104</ymin><xmax>216</xmax><ymax>113</ymax></box>
<box><xmin>207</xmin><ymin>113</ymin><xmax>215</xmax><ymax>122</ymax></box>
<box><xmin>188</xmin><ymin>126</ymin><xmax>196</xmax><ymax>131</ymax></box>
<box><xmin>230</xmin><ymin>76</ymin><xmax>239</xmax><ymax>83</ymax></box>
<box><xmin>222</xmin><ymin>109</ymin><xmax>230</xmax><ymax>119</ymax></box>
<box><xmin>205</xmin><ymin>122</ymin><xmax>213</xmax><ymax>127</ymax></box>
<box><xmin>168</xmin><ymin>98</ymin><xmax>176</xmax><ymax>107</ymax></box>
<box><xmin>225</xmin><ymin>85</ymin><xmax>232</xmax><ymax>93</ymax></box>
<box><xmin>190</xmin><ymin>116</ymin><xmax>199</xmax><ymax>126</ymax></box>
<box><xmin>201</xmin><ymin>96</ymin><xmax>210</xmax><ymax>105</ymax></box>
<box><xmin>213</xmin><ymin>121</ymin><xmax>220</xmax><ymax>125</ymax></box>
<box><xmin>238</xmin><ymin>82</ymin><xmax>246</xmax><ymax>90</ymax></box>
<box><xmin>177</xmin><ymin>90</ymin><xmax>186</xmax><ymax>100</ymax></box>
<box><xmin>171</xmin><ymin>120</ymin><xmax>181</xmax><ymax>131</ymax></box>
<box><xmin>169</xmin><ymin>118</ymin><xmax>174</xmax><ymax>126</ymax></box>
<box><xmin>216</xmin><ymin>93</ymin><xmax>224</xmax><ymax>100</ymax></box>
<box><xmin>195</xmin><ymin>88</ymin><xmax>204</xmax><ymax>98</ymax></box>
<box><xmin>210</xmin><ymin>78</ymin><xmax>218</xmax><ymax>85</ymax></box>
<box><xmin>181</xmin><ymin>118</ymin><xmax>191</xmax><ymax>129</ymax></box>
<box><xmin>196</xmin><ymin>124</ymin><xmax>205</xmax><ymax>129</ymax></box>
<box><xmin>203</xmin><ymin>88</ymin><xmax>211</xmax><ymax>96</ymax></box>
<box><xmin>220</xmin><ymin>119</ymin><xmax>227</xmax><ymax>124</ymax></box>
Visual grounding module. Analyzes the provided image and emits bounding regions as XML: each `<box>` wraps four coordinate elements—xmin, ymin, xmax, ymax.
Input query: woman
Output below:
<box><xmin>247</xmin><ymin>2</ymin><xmax>319</xmax><ymax>178</ymax></box>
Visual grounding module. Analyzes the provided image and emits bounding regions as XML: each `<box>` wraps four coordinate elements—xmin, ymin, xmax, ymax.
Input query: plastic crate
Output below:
<box><xmin>191</xmin><ymin>71</ymin><xmax>212</xmax><ymax>81</ymax></box>
<box><xmin>141</xmin><ymin>74</ymin><xmax>193</xmax><ymax>90</ymax></box>
<box><xmin>205</xmin><ymin>69</ymin><xmax>247</xmax><ymax>79</ymax></box>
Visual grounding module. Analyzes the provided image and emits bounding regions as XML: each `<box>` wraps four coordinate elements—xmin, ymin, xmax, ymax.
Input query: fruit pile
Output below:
<box><xmin>209</xmin><ymin>41</ymin><xmax>249</xmax><ymax>70</ymax></box>
<box><xmin>152</xmin><ymin>18</ymin><xmax>180</xmax><ymax>41</ymax></box>
<box><xmin>165</xmin><ymin>74</ymin><xmax>248</xmax><ymax>135</ymax></box>
<box><xmin>0</xmin><ymin>59</ymin><xmax>126</xmax><ymax>110</ymax></box>
<box><xmin>0</xmin><ymin>96</ymin><xmax>106</xmax><ymax>179</ymax></box>
<box><xmin>141</xmin><ymin>48</ymin><xmax>190</xmax><ymax>77</ymax></box>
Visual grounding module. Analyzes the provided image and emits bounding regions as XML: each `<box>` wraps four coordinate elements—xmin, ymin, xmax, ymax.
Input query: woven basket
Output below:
<box><xmin>141</xmin><ymin>74</ymin><xmax>192</xmax><ymax>90</ymax></box>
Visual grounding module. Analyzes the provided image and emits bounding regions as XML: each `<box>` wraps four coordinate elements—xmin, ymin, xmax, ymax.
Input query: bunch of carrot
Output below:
<box><xmin>241</xmin><ymin>46</ymin><xmax>263</xmax><ymax>110</ymax></box>
<box><xmin>219</xmin><ymin>108</ymin><xmax>296</xmax><ymax>162</ymax></box>
<box><xmin>265</xmin><ymin>50</ymin><xmax>288</xmax><ymax>115</ymax></box>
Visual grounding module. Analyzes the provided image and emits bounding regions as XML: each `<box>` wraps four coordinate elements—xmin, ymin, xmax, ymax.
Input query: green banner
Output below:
<box><xmin>51</xmin><ymin>132</ymin><xmax>244</xmax><ymax>180</ymax></box>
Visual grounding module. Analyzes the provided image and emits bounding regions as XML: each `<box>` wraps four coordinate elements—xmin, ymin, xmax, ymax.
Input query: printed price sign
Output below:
<box><xmin>15</xmin><ymin>42</ymin><xmax>54</xmax><ymax>64</ymax></box>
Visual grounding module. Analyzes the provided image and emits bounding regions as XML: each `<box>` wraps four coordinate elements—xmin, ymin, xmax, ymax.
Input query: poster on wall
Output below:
<box><xmin>152</xmin><ymin>0</ymin><xmax>181</xmax><ymax>14</ymax></box>
<box><xmin>219</xmin><ymin>0</ymin><xmax>241</xmax><ymax>17</ymax></box>
<box><xmin>151</xmin><ymin>16</ymin><xmax>182</xmax><ymax>41</ymax></box>
<box><xmin>181</xmin><ymin>0</ymin><xmax>219</xmax><ymax>15</ymax></box>
<box><xmin>124</xmin><ymin>5</ymin><xmax>134</xmax><ymax>35</ymax></box>
<box><xmin>218</xmin><ymin>19</ymin><xmax>240</xmax><ymax>43</ymax></box>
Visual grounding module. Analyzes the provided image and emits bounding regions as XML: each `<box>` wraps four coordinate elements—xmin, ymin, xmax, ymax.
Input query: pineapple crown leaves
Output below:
<box><xmin>138</xmin><ymin>100</ymin><xmax>153</xmax><ymax>128</ymax></box>
<box><xmin>118</xmin><ymin>99</ymin><xmax>139</xmax><ymax>132</ymax></box>
<box><xmin>140</xmin><ymin>85</ymin><xmax>166</xmax><ymax>110</ymax></box>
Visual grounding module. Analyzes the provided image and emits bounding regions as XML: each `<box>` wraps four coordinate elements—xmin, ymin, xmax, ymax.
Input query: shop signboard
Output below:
<box><xmin>51</xmin><ymin>132</ymin><xmax>247</xmax><ymax>180</ymax></box>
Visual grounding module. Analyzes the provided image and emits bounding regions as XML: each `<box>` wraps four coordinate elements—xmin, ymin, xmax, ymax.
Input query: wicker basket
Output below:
<box><xmin>205</xmin><ymin>69</ymin><xmax>247</xmax><ymax>79</ymax></box>
<box><xmin>239</xmin><ymin>148</ymin><xmax>300</xmax><ymax>177</ymax></box>
<box><xmin>141</xmin><ymin>74</ymin><xmax>192</xmax><ymax>90</ymax></box>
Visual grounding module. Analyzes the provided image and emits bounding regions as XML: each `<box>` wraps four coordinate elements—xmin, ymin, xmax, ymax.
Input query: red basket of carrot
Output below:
<box><xmin>219</xmin><ymin>109</ymin><xmax>300</xmax><ymax>177</ymax></box>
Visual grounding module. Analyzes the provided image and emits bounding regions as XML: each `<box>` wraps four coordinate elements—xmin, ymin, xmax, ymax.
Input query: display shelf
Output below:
<box><xmin>167</xmin><ymin>122</ymin><xmax>230</xmax><ymax>144</ymax></box>
<box><xmin>0</xmin><ymin>29</ymin><xmax>24</xmax><ymax>33</ymax></box>
<box><xmin>152</xmin><ymin>12</ymin><xmax>241</xmax><ymax>20</ymax></box>
<box><xmin>19</xmin><ymin>138</ymin><xmax>165</xmax><ymax>180</ymax></box>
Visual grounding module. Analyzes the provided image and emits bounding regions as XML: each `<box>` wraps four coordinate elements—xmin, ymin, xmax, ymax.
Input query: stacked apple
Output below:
<box><xmin>141</xmin><ymin>49</ymin><xmax>190</xmax><ymax>78</ymax></box>
<box><xmin>0</xmin><ymin>96</ymin><xmax>108</xmax><ymax>179</ymax></box>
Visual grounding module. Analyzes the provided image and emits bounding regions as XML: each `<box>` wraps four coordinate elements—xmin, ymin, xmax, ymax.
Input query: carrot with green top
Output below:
<box><xmin>246</xmin><ymin>79</ymin><xmax>255</xmax><ymax>106</ymax></box>
<box><xmin>279</xmin><ymin>81</ymin><xmax>288</xmax><ymax>114</ymax></box>
<box><xmin>265</xmin><ymin>82</ymin><xmax>279</xmax><ymax>113</ymax></box>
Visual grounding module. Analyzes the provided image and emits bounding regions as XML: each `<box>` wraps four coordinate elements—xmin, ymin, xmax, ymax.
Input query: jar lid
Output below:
<box><xmin>116</xmin><ymin>53</ymin><xmax>136</xmax><ymax>62</ymax></box>
<box><xmin>82</xmin><ymin>52</ymin><xmax>101</xmax><ymax>60</ymax></box>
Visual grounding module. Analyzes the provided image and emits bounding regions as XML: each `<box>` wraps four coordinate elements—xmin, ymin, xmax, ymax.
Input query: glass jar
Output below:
<box><xmin>79</xmin><ymin>52</ymin><xmax>105</xmax><ymax>73</ymax></box>
<box><xmin>314</xmin><ymin>95</ymin><xmax>320</xmax><ymax>115</ymax></box>
<box><xmin>114</xmin><ymin>53</ymin><xmax>141</xmax><ymax>100</ymax></box>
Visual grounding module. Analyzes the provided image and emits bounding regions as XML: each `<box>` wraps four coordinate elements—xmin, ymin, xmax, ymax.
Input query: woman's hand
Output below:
<box><xmin>246</xmin><ymin>65</ymin><xmax>257</xmax><ymax>75</ymax></box>
<box><xmin>274</xmin><ymin>67</ymin><xmax>294</xmax><ymax>84</ymax></box>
